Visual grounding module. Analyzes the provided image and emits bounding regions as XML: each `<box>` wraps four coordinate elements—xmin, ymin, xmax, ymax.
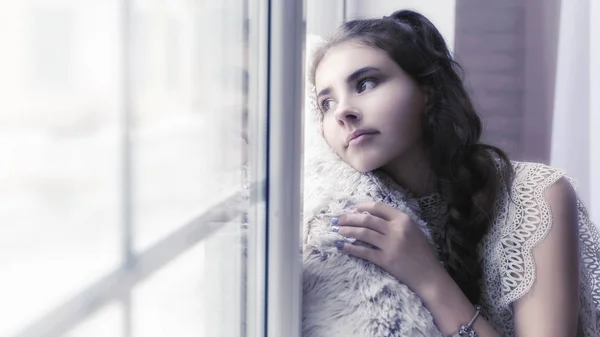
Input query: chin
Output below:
<box><xmin>338</xmin><ymin>149</ymin><xmax>388</xmax><ymax>173</ymax></box>
<box><xmin>348</xmin><ymin>158</ymin><xmax>383</xmax><ymax>173</ymax></box>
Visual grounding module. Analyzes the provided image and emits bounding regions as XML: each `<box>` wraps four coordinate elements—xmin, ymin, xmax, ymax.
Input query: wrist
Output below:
<box><xmin>412</xmin><ymin>267</ymin><xmax>488</xmax><ymax>336</ymax></box>
<box><xmin>411</xmin><ymin>262</ymin><xmax>450</xmax><ymax>305</ymax></box>
<box><xmin>409</xmin><ymin>266</ymin><xmax>500</xmax><ymax>337</ymax></box>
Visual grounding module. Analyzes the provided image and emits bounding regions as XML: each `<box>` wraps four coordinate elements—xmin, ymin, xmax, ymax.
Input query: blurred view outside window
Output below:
<box><xmin>0</xmin><ymin>0</ymin><xmax>258</xmax><ymax>336</ymax></box>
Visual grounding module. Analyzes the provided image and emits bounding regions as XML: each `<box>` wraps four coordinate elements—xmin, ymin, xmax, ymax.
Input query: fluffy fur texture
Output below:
<box><xmin>301</xmin><ymin>35</ymin><xmax>442</xmax><ymax>337</ymax></box>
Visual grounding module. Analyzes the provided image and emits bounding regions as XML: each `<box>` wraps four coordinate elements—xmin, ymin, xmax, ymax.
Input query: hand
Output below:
<box><xmin>333</xmin><ymin>201</ymin><xmax>443</xmax><ymax>295</ymax></box>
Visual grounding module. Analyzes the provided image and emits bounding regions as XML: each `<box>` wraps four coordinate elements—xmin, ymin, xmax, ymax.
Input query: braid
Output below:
<box><xmin>433</xmin><ymin>144</ymin><xmax>511</xmax><ymax>303</ymax></box>
<box><xmin>391</xmin><ymin>9</ymin><xmax>514</xmax><ymax>303</ymax></box>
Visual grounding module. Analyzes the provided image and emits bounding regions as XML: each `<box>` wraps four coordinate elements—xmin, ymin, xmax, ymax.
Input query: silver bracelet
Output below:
<box><xmin>449</xmin><ymin>305</ymin><xmax>482</xmax><ymax>337</ymax></box>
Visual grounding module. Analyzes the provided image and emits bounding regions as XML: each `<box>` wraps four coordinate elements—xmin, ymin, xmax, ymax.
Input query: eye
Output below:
<box><xmin>320</xmin><ymin>98</ymin><xmax>336</xmax><ymax>113</ymax></box>
<box><xmin>357</xmin><ymin>78</ymin><xmax>378</xmax><ymax>93</ymax></box>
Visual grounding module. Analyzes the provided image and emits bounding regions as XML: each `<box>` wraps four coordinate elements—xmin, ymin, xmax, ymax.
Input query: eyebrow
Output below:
<box><xmin>316</xmin><ymin>66</ymin><xmax>381</xmax><ymax>99</ymax></box>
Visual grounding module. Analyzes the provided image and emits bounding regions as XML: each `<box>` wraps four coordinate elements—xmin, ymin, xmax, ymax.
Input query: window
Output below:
<box><xmin>0</xmin><ymin>1</ymin><xmax>303</xmax><ymax>336</ymax></box>
<box><xmin>28</xmin><ymin>7</ymin><xmax>74</xmax><ymax>88</ymax></box>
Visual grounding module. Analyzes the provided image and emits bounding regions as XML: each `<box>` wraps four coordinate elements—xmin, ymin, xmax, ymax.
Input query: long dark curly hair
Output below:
<box><xmin>309</xmin><ymin>9</ymin><xmax>514</xmax><ymax>304</ymax></box>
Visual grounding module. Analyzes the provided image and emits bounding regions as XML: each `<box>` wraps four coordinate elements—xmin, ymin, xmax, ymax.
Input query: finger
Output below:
<box><xmin>336</xmin><ymin>213</ymin><xmax>388</xmax><ymax>234</ymax></box>
<box><xmin>336</xmin><ymin>240</ymin><xmax>379</xmax><ymax>263</ymax></box>
<box><xmin>354</xmin><ymin>201</ymin><xmax>400</xmax><ymax>222</ymax></box>
<box><xmin>337</xmin><ymin>226</ymin><xmax>385</xmax><ymax>249</ymax></box>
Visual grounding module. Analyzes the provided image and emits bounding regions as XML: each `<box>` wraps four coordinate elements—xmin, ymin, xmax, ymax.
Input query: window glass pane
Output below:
<box><xmin>131</xmin><ymin>244</ymin><xmax>206</xmax><ymax>337</ymax></box>
<box><xmin>0</xmin><ymin>1</ymin><xmax>122</xmax><ymax>335</ymax></box>
<box><xmin>130</xmin><ymin>0</ymin><xmax>256</xmax><ymax>335</ymax></box>
<box><xmin>130</xmin><ymin>0</ymin><xmax>247</xmax><ymax>253</ymax></box>
<box><xmin>0</xmin><ymin>0</ymin><xmax>262</xmax><ymax>336</ymax></box>
<box><xmin>64</xmin><ymin>302</ymin><xmax>124</xmax><ymax>337</ymax></box>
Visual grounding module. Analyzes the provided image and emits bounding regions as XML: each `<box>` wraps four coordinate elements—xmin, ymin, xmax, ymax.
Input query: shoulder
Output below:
<box><xmin>507</xmin><ymin>163</ymin><xmax>581</xmax><ymax>335</ymax></box>
<box><xmin>481</xmin><ymin>161</ymin><xmax>579</xmax><ymax>311</ymax></box>
<box><xmin>497</xmin><ymin>161</ymin><xmax>578</xmax><ymax>233</ymax></box>
<box><xmin>507</xmin><ymin>160</ymin><xmax>578</xmax><ymax>227</ymax></box>
<box><xmin>489</xmin><ymin>160</ymin><xmax>577</xmax><ymax>218</ymax></box>
<box><xmin>543</xmin><ymin>175</ymin><xmax>578</xmax><ymax>217</ymax></box>
<box><xmin>509</xmin><ymin>160</ymin><xmax>579</xmax><ymax>256</ymax></box>
<box><xmin>509</xmin><ymin>160</ymin><xmax>566</xmax><ymax>180</ymax></box>
<box><xmin>505</xmin><ymin>160</ymin><xmax>575</xmax><ymax>199</ymax></box>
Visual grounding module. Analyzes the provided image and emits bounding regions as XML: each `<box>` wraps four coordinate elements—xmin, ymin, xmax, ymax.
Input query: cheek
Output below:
<box><xmin>389</xmin><ymin>92</ymin><xmax>424</xmax><ymax>133</ymax></box>
<box><xmin>321</xmin><ymin>118</ymin><xmax>340</xmax><ymax>151</ymax></box>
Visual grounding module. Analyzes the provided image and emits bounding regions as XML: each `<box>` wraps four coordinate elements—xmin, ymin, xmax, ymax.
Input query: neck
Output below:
<box><xmin>380</xmin><ymin>145</ymin><xmax>435</xmax><ymax>198</ymax></box>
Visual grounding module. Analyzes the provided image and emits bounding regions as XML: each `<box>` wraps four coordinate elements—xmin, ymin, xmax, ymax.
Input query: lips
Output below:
<box><xmin>346</xmin><ymin>129</ymin><xmax>378</xmax><ymax>147</ymax></box>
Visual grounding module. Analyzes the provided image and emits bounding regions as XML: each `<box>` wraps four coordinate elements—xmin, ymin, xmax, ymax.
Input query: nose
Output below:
<box><xmin>333</xmin><ymin>100</ymin><xmax>361</xmax><ymax>126</ymax></box>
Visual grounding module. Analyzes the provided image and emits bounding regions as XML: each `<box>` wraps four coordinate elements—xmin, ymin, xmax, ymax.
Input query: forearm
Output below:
<box><xmin>416</xmin><ymin>266</ymin><xmax>501</xmax><ymax>337</ymax></box>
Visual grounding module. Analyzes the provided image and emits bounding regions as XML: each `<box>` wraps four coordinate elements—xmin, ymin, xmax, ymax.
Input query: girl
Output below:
<box><xmin>301</xmin><ymin>9</ymin><xmax>600</xmax><ymax>337</ymax></box>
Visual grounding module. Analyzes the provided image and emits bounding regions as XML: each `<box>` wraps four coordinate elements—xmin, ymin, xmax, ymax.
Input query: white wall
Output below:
<box><xmin>345</xmin><ymin>0</ymin><xmax>456</xmax><ymax>52</ymax></box>
<box><xmin>590</xmin><ymin>0</ymin><xmax>600</xmax><ymax>224</ymax></box>
<box><xmin>305</xmin><ymin>0</ymin><xmax>456</xmax><ymax>52</ymax></box>
<box><xmin>550</xmin><ymin>0</ymin><xmax>593</xmax><ymax>215</ymax></box>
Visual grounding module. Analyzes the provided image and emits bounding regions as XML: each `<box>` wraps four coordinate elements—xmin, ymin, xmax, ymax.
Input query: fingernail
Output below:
<box><xmin>331</xmin><ymin>217</ymin><xmax>339</xmax><ymax>225</ymax></box>
<box><xmin>331</xmin><ymin>226</ymin><xmax>339</xmax><ymax>232</ymax></box>
<box><xmin>335</xmin><ymin>241</ymin><xmax>344</xmax><ymax>249</ymax></box>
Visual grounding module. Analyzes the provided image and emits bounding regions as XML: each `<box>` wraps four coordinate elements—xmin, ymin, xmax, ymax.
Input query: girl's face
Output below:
<box><xmin>314</xmin><ymin>41</ymin><xmax>427</xmax><ymax>173</ymax></box>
